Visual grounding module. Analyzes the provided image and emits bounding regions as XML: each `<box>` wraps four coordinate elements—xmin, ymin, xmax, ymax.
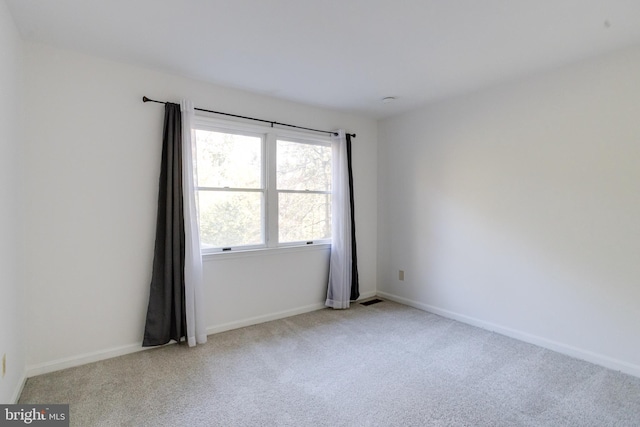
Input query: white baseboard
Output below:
<box><xmin>204</xmin><ymin>293</ymin><xmax>379</xmax><ymax>336</ymax></box>
<box><xmin>26</xmin><ymin>342</ymin><xmax>149</xmax><ymax>378</ymax></box>
<box><xmin>23</xmin><ymin>292</ymin><xmax>403</xmax><ymax>379</ymax></box>
<box><xmin>356</xmin><ymin>290</ymin><xmax>378</xmax><ymax>301</ymax></box>
<box><xmin>377</xmin><ymin>291</ymin><xmax>640</xmax><ymax>379</ymax></box>
<box><xmin>26</xmin><ymin>301</ymin><xmax>331</xmax><ymax>378</ymax></box>
<box><xmin>206</xmin><ymin>302</ymin><xmax>327</xmax><ymax>335</ymax></box>
<box><xmin>11</xmin><ymin>371</ymin><xmax>27</xmax><ymax>403</ymax></box>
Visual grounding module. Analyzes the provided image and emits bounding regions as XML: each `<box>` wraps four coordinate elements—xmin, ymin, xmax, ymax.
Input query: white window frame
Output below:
<box><xmin>192</xmin><ymin>115</ymin><xmax>332</xmax><ymax>255</ymax></box>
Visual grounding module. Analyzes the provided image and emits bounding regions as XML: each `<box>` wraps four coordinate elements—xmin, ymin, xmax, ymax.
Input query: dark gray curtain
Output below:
<box><xmin>143</xmin><ymin>103</ymin><xmax>187</xmax><ymax>347</ymax></box>
<box><xmin>346</xmin><ymin>134</ymin><xmax>360</xmax><ymax>301</ymax></box>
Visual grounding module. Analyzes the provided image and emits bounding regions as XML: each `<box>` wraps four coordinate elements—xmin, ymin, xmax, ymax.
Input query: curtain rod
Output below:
<box><xmin>142</xmin><ymin>96</ymin><xmax>355</xmax><ymax>138</ymax></box>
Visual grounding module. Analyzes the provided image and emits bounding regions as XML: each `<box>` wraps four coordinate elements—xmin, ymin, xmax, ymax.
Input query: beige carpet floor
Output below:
<box><xmin>19</xmin><ymin>299</ymin><xmax>640</xmax><ymax>426</ymax></box>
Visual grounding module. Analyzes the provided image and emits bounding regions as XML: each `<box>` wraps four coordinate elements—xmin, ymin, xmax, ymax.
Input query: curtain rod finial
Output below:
<box><xmin>142</xmin><ymin>96</ymin><xmax>149</xmax><ymax>102</ymax></box>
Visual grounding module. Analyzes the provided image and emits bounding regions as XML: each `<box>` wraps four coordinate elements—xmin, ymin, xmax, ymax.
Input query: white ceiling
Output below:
<box><xmin>6</xmin><ymin>0</ymin><xmax>640</xmax><ymax>118</ymax></box>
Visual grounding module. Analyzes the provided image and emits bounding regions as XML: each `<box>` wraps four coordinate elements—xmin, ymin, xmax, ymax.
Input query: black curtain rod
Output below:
<box><xmin>142</xmin><ymin>96</ymin><xmax>355</xmax><ymax>138</ymax></box>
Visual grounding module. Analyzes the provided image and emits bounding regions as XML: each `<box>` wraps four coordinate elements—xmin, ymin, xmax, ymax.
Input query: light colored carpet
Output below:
<box><xmin>19</xmin><ymin>300</ymin><xmax>640</xmax><ymax>426</ymax></box>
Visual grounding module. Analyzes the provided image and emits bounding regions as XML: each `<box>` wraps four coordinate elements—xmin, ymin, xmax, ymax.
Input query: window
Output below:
<box><xmin>193</xmin><ymin>117</ymin><xmax>331</xmax><ymax>252</ymax></box>
<box><xmin>277</xmin><ymin>139</ymin><xmax>331</xmax><ymax>243</ymax></box>
<box><xmin>194</xmin><ymin>128</ymin><xmax>264</xmax><ymax>249</ymax></box>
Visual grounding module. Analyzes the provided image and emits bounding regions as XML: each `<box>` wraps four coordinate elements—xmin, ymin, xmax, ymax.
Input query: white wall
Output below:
<box><xmin>378</xmin><ymin>46</ymin><xmax>640</xmax><ymax>376</ymax></box>
<box><xmin>22</xmin><ymin>43</ymin><xmax>377</xmax><ymax>374</ymax></box>
<box><xmin>0</xmin><ymin>0</ymin><xmax>25</xmax><ymax>403</ymax></box>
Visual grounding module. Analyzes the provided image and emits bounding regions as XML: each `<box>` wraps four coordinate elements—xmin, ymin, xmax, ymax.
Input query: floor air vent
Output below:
<box><xmin>360</xmin><ymin>298</ymin><xmax>383</xmax><ymax>306</ymax></box>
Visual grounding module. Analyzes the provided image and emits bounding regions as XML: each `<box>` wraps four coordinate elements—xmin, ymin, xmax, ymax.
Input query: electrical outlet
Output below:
<box><xmin>399</xmin><ymin>270</ymin><xmax>405</xmax><ymax>281</ymax></box>
<box><xmin>2</xmin><ymin>353</ymin><xmax>5</xmax><ymax>378</ymax></box>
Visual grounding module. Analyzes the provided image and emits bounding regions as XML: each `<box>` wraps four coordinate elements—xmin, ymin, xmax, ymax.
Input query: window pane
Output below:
<box><xmin>279</xmin><ymin>193</ymin><xmax>331</xmax><ymax>243</ymax></box>
<box><xmin>277</xmin><ymin>140</ymin><xmax>331</xmax><ymax>191</ymax></box>
<box><xmin>198</xmin><ymin>191</ymin><xmax>263</xmax><ymax>248</ymax></box>
<box><xmin>195</xmin><ymin>129</ymin><xmax>262</xmax><ymax>188</ymax></box>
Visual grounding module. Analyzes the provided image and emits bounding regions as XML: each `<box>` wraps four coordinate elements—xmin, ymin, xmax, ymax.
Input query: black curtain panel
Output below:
<box><xmin>346</xmin><ymin>134</ymin><xmax>360</xmax><ymax>301</ymax></box>
<box><xmin>143</xmin><ymin>103</ymin><xmax>187</xmax><ymax>347</ymax></box>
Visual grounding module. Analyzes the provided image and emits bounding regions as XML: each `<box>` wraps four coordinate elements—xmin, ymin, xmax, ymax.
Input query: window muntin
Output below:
<box><xmin>193</xmin><ymin>118</ymin><xmax>331</xmax><ymax>252</ymax></box>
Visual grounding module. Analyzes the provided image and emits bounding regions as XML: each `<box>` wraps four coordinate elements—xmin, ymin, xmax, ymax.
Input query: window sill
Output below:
<box><xmin>202</xmin><ymin>243</ymin><xmax>331</xmax><ymax>261</ymax></box>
